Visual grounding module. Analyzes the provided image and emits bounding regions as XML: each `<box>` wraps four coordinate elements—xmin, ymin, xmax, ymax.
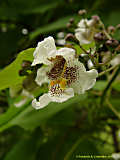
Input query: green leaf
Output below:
<box><xmin>112</xmin><ymin>81</ymin><xmax>120</xmax><ymax>92</ymax></box>
<box><xmin>0</xmin><ymin>94</ymin><xmax>87</xmax><ymax>132</ymax></box>
<box><xmin>0</xmin><ymin>48</ymin><xmax>34</xmax><ymax>90</ymax></box>
<box><xmin>4</xmin><ymin>128</ymin><xmax>42</xmax><ymax>160</ymax></box>
<box><xmin>29</xmin><ymin>15</ymin><xmax>78</xmax><ymax>40</ymax></box>
<box><xmin>74</xmin><ymin>42</ymin><xmax>95</xmax><ymax>55</ymax></box>
<box><xmin>23</xmin><ymin>2</ymin><xmax>58</xmax><ymax>14</ymax></box>
<box><xmin>93</xmin><ymin>80</ymin><xmax>107</xmax><ymax>91</ymax></box>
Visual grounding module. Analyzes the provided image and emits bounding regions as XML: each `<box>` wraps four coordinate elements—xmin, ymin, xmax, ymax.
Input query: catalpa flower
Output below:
<box><xmin>75</xmin><ymin>18</ymin><xmax>97</xmax><ymax>44</ymax></box>
<box><xmin>32</xmin><ymin>37</ymin><xmax>98</xmax><ymax>109</ymax></box>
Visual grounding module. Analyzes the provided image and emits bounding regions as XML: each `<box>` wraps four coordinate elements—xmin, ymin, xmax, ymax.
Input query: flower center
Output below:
<box><xmin>49</xmin><ymin>79</ymin><xmax>67</xmax><ymax>96</ymax></box>
<box><xmin>47</xmin><ymin>56</ymin><xmax>78</xmax><ymax>96</ymax></box>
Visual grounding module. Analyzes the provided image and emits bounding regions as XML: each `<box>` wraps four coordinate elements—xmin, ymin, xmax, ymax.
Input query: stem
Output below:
<box><xmin>99</xmin><ymin>20</ymin><xmax>111</xmax><ymax>40</ymax></box>
<box><xmin>79</xmin><ymin>45</ymin><xmax>96</xmax><ymax>66</ymax></box>
<box><xmin>101</xmin><ymin>66</ymin><xmax>120</xmax><ymax>105</ymax></box>
<box><xmin>98</xmin><ymin>54</ymin><xmax>116</xmax><ymax>67</ymax></box>
<box><xmin>64</xmin><ymin>137</ymin><xmax>82</xmax><ymax>160</ymax></box>
<box><xmin>79</xmin><ymin>44</ymin><xmax>89</xmax><ymax>54</ymax></box>
<box><xmin>111</xmin><ymin>125</ymin><xmax>120</xmax><ymax>152</ymax></box>
<box><xmin>106</xmin><ymin>99</ymin><xmax>120</xmax><ymax>119</ymax></box>
<box><xmin>98</xmin><ymin>65</ymin><xmax>118</xmax><ymax>77</ymax></box>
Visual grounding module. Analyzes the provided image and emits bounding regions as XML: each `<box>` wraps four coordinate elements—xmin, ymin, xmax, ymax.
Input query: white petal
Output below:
<box><xmin>77</xmin><ymin>19</ymin><xmax>95</xmax><ymax>28</ymax></box>
<box><xmin>112</xmin><ymin>153</ymin><xmax>120</xmax><ymax>160</ymax></box>
<box><xmin>77</xmin><ymin>19</ymin><xmax>87</xmax><ymax>28</ymax></box>
<box><xmin>88</xmin><ymin>59</ymin><xmax>94</xmax><ymax>69</ymax></box>
<box><xmin>32</xmin><ymin>94</ymin><xmax>51</xmax><ymax>109</ymax></box>
<box><xmin>87</xmin><ymin>19</ymin><xmax>96</xmax><ymax>27</ymax></box>
<box><xmin>67</xmin><ymin>58</ymin><xmax>86</xmax><ymax>71</ymax></box>
<box><xmin>32</xmin><ymin>36</ymin><xmax>56</xmax><ymax>66</ymax></box>
<box><xmin>56</xmin><ymin>47</ymin><xmax>75</xmax><ymax>61</ymax></box>
<box><xmin>75</xmin><ymin>18</ymin><xmax>96</xmax><ymax>44</ymax></box>
<box><xmin>75</xmin><ymin>69</ymin><xmax>98</xmax><ymax>93</ymax></box>
<box><xmin>83</xmin><ymin>69</ymin><xmax>98</xmax><ymax>90</ymax></box>
<box><xmin>35</xmin><ymin>66</ymin><xmax>50</xmax><ymax>86</ymax></box>
<box><xmin>49</xmin><ymin>88</ymin><xmax>74</xmax><ymax>103</ymax></box>
<box><xmin>69</xmin><ymin>60</ymin><xmax>98</xmax><ymax>94</ymax></box>
<box><xmin>111</xmin><ymin>54</ymin><xmax>120</xmax><ymax>66</ymax></box>
<box><xmin>75</xmin><ymin>32</ymin><xmax>91</xmax><ymax>44</ymax></box>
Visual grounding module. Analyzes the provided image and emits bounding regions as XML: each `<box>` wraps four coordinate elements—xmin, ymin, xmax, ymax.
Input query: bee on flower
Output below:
<box><xmin>32</xmin><ymin>37</ymin><xmax>98</xmax><ymax>109</ymax></box>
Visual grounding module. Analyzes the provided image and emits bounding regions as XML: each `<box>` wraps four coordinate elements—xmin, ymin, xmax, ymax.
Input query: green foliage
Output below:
<box><xmin>75</xmin><ymin>42</ymin><xmax>95</xmax><ymax>54</ymax></box>
<box><xmin>29</xmin><ymin>16</ymin><xmax>77</xmax><ymax>40</ymax></box>
<box><xmin>0</xmin><ymin>48</ymin><xmax>34</xmax><ymax>90</ymax></box>
<box><xmin>1</xmin><ymin>0</ymin><xmax>120</xmax><ymax>159</ymax></box>
<box><xmin>0</xmin><ymin>94</ymin><xmax>87</xmax><ymax>132</ymax></box>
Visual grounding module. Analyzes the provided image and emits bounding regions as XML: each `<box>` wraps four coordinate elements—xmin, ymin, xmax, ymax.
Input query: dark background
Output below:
<box><xmin>0</xmin><ymin>0</ymin><xmax>120</xmax><ymax>67</ymax></box>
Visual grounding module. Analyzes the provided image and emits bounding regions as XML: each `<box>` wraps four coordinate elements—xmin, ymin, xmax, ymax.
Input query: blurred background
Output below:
<box><xmin>0</xmin><ymin>0</ymin><xmax>120</xmax><ymax>68</ymax></box>
<box><xmin>0</xmin><ymin>0</ymin><xmax>120</xmax><ymax>159</ymax></box>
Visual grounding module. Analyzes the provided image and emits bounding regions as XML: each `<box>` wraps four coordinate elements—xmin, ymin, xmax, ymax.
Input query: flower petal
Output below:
<box><xmin>70</xmin><ymin>60</ymin><xmax>98</xmax><ymax>94</ymax></box>
<box><xmin>35</xmin><ymin>66</ymin><xmax>50</xmax><ymax>86</ymax></box>
<box><xmin>49</xmin><ymin>88</ymin><xmax>74</xmax><ymax>103</ymax></box>
<box><xmin>57</xmin><ymin>47</ymin><xmax>75</xmax><ymax>61</ymax></box>
<box><xmin>111</xmin><ymin>54</ymin><xmax>120</xmax><ymax>66</ymax></box>
<box><xmin>83</xmin><ymin>69</ymin><xmax>98</xmax><ymax>90</ymax></box>
<box><xmin>75</xmin><ymin>19</ymin><xmax>96</xmax><ymax>44</ymax></box>
<box><xmin>32</xmin><ymin>94</ymin><xmax>51</xmax><ymax>109</ymax></box>
<box><xmin>75</xmin><ymin>32</ymin><xmax>91</xmax><ymax>44</ymax></box>
<box><xmin>32</xmin><ymin>36</ymin><xmax>56</xmax><ymax>66</ymax></box>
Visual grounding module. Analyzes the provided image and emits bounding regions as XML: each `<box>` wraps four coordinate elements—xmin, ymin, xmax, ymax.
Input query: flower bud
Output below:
<box><xmin>107</xmin><ymin>26</ymin><xmax>115</xmax><ymax>33</ymax></box>
<box><xmin>66</xmin><ymin>22</ymin><xmax>72</xmax><ymax>28</ymax></box>
<box><xmin>78</xmin><ymin>9</ymin><xmax>87</xmax><ymax>16</ymax></box>
<box><xmin>115</xmin><ymin>45</ymin><xmax>120</xmax><ymax>52</ymax></box>
<box><xmin>94</xmin><ymin>32</ymin><xmax>107</xmax><ymax>43</ymax></box>
<box><xmin>69</xmin><ymin>18</ymin><xmax>74</xmax><ymax>24</ymax></box>
<box><xmin>65</xmin><ymin>33</ymin><xmax>79</xmax><ymax>44</ymax></box>
<box><xmin>57</xmin><ymin>32</ymin><xmax>65</xmax><ymax>39</ymax></box>
<box><xmin>92</xmin><ymin>15</ymin><xmax>100</xmax><ymax>23</ymax></box>
<box><xmin>116</xmin><ymin>24</ymin><xmax>120</xmax><ymax>29</ymax></box>
<box><xmin>21</xmin><ymin>60</ymin><xmax>32</xmax><ymax>69</ymax></box>
<box><xmin>23</xmin><ymin>73</ymin><xmax>37</xmax><ymax>91</ymax></box>
<box><xmin>105</xmin><ymin>39</ymin><xmax>119</xmax><ymax>48</ymax></box>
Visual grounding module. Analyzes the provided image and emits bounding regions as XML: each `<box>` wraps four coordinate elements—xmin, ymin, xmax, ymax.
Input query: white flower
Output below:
<box><xmin>32</xmin><ymin>37</ymin><xmax>98</xmax><ymax>109</ymax></box>
<box><xmin>111</xmin><ymin>54</ymin><xmax>120</xmax><ymax>66</ymax></box>
<box><xmin>112</xmin><ymin>153</ymin><xmax>120</xmax><ymax>160</ymax></box>
<box><xmin>75</xmin><ymin>18</ymin><xmax>97</xmax><ymax>44</ymax></box>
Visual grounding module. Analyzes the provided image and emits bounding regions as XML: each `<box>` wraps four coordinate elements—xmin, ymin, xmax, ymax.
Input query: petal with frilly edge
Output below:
<box><xmin>32</xmin><ymin>88</ymin><xmax>74</xmax><ymax>109</ymax></box>
<box><xmin>49</xmin><ymin>88</ymin><xmax>74</xmax><ymax>103</ymax></box>
<box><xmin>35</xmin><ymin>66</ymin><xmax>50</xmax><ymax>86</ymax></box>
<box><xmin>32</xmin><ymin>36</ymin><xmax>56</xmax><ymax>66</ymax></box>
<box><xmin>32</xmin><ymin>94</ymin><xmax>51</xmax><ymax>109</ymax></box>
